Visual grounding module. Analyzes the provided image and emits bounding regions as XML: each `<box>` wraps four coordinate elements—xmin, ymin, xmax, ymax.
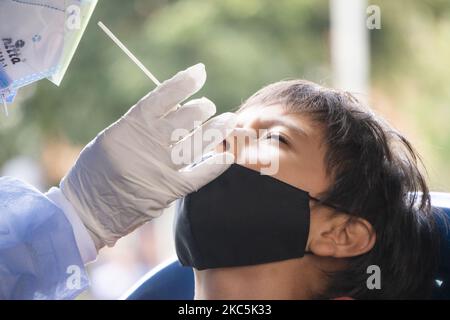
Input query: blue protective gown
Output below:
<box><xmin>0</xmin><ymin>177</ymin><xmax>89</xmax><ymax>299</ymax></box>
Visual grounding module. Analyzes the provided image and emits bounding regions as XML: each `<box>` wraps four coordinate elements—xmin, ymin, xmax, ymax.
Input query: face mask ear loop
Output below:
<box><xmin>308</xmin><ymin>194</ymin><xmax>349</xmax><ymax>214</ymax></box>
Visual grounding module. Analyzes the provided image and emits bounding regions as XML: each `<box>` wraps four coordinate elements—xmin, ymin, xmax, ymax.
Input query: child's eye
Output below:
<box><xmin>265</xmin><ymin>132</ymin><xmax>289</xmax><ymax>145</ymax></box>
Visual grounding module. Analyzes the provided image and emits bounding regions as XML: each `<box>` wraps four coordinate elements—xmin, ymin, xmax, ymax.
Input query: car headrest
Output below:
<box><xmin>431</xmin><ymin>192</ymin><xmax>450</xmax><ymax>299</ymax></box>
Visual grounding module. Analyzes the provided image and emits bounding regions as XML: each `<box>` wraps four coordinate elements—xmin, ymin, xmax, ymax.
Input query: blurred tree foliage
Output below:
<box><xmin>0</xmin><ymin>0</ymin><xmax>449</xmax><ymax>189</ymax></box>
<box><xmin>370</xmin><ymin>0</ymin><xmax>450</xmax><ymax>190</ymax></box>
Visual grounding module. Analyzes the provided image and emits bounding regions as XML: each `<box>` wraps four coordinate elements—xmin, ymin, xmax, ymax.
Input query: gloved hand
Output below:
<box><xmin>60</xmin><ymin>63</ymin><xmax>236</xmax><ymax>250</ymax></box>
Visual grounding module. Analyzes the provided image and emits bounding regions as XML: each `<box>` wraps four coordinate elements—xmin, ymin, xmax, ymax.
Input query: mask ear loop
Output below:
<box><xmin>308</xmin><ymin>194</ymin><xmax>349</xmax><ymax>214</ymax></box>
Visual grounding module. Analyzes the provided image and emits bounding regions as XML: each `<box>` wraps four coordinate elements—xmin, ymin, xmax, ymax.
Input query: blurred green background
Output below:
<box><xmin>1</xmin><ymin>0</ymin><xmax>449</xmax><ymax>191</ymax></box>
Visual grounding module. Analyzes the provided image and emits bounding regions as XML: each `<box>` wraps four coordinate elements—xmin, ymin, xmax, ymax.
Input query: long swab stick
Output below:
<box><xmin>97</xmin><ymin>21</ymin><xmax>161</xmax><ymax>86</ymax></box>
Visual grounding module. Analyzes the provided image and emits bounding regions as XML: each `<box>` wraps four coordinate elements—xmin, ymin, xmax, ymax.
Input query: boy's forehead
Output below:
<box><xmin>237</xmin><ymin>104</ymin><xmax>289</xmax><ymax>124</ymax></box>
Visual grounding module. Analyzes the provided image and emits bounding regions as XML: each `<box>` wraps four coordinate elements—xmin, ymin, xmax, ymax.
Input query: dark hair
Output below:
<box><xmin>239</xmin><ymin>79</ymin><xmax>442</xmax><ymax>299</ymax></box>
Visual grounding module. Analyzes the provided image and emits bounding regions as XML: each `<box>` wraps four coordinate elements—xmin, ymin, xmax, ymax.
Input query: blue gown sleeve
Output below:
<box><xmin>0</xmin><ymin>176</ymin><xmax>89</xmax><ymax>300</ymax></box>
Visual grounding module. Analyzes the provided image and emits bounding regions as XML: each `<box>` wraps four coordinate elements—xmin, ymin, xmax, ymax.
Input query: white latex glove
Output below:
<box><xmin>60</xmin><ymin>63</ymin><xmax>236</xmax><ymax>250</ymax></box>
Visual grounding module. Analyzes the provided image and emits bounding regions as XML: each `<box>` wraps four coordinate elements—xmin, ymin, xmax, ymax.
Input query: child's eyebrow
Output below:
<box><xmin>261</xmin><ymin>117</ymin><xmax>309</xmax><ymax>138</ymax></box>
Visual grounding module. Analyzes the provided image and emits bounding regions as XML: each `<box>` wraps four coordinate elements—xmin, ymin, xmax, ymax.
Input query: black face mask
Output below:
<box><xmin>174</xmin><ymin>164</ymin><xmax>314</xmax><ymax>270</ymax></box>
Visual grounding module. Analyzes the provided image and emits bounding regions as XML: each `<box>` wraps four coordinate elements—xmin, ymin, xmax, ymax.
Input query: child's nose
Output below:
<box><xmin>216</xmin><ymin>127</ymin><xmax>258</xmax><ymax>160</ymax></box>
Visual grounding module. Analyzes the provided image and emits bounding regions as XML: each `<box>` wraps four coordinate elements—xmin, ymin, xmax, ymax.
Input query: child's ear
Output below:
<box><xmin>308</xmin><ymin>211</ymin><xmax>376</xmax><ymax>258</ymax></box>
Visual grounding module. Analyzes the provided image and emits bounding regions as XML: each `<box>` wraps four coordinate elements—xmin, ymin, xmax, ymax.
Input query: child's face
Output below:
<box><xmin>224</xmin><ymin>103</ymin><xmax>375</xmax><ymax>258</ymax></box>
<box><xmin>196</xmin><ymin>104</ymin><xmax>375</xmax><ymax>300</ymax></box>
<box><xmin>222</xmin><ymin>103</ymin><xmax>331</xmax><ymax>198</ymax></box>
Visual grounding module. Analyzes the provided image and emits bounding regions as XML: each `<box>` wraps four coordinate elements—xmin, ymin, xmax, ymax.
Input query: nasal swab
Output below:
<box><xmin>1</xmin><ymin>95</ymin><xmax>8</xmax><ymax>117</ymax></box>
<box><xmin>97</xmin><ymin>21</ymin><xmax>161</xmax><ymax>86</ymax></box>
